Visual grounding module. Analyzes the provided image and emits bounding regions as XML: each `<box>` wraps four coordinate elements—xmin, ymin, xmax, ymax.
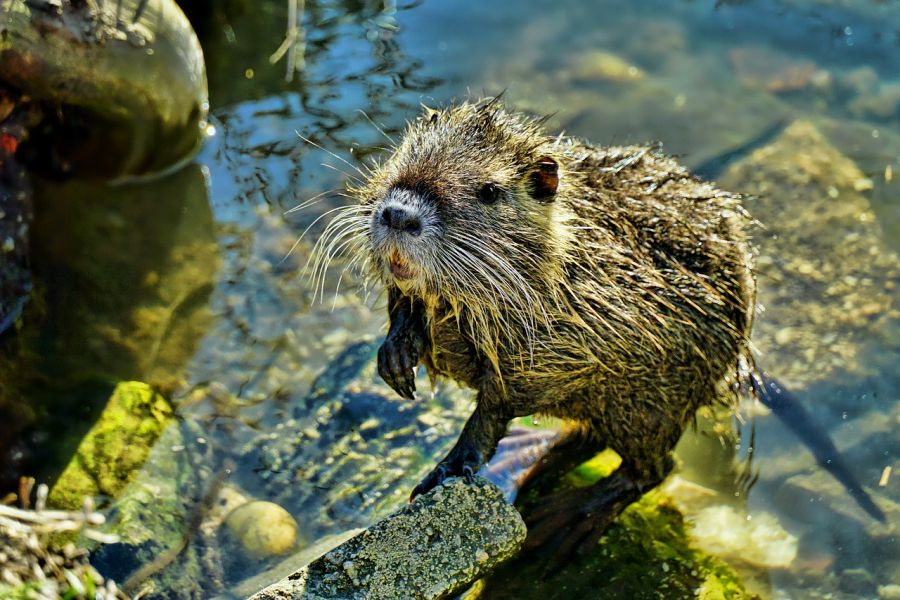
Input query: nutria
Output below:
<box><xmin>320</xmin><ymin>98</ymin><xmax>883</xmax><ymax>557</ymax></box>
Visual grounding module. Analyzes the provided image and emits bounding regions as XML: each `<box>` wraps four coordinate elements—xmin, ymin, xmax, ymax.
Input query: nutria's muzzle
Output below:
<box><xmin>371</xmin><ymin>187</ymin><xmax>433</xmax><ymax>283</ymax></box>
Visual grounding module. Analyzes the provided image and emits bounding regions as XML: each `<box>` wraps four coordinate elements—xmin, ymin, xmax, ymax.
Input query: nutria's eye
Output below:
<box><xmin>477</xmin><ymin>183</ymin><xmax>501</xmax><ymax>204</ymax></box>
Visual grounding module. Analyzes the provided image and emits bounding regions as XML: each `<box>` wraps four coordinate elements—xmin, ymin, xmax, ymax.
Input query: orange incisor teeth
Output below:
<box><xmin>391</xmin><ymin>250</ymin><xmax>406</xmax><ymax>267</ymax></box>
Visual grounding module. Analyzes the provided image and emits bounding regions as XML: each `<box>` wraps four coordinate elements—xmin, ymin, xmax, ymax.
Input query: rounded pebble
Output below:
<box><xmin>225</xmin><ymin>501</ymin><xmax>299</xmax><ymax>558</ymax></box>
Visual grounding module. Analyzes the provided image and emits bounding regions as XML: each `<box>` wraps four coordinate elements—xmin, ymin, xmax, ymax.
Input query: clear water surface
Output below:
<box><xmin>4</xmin><ymin>0</ymin><xmax>898</xmax><ymax>598</ymax></box>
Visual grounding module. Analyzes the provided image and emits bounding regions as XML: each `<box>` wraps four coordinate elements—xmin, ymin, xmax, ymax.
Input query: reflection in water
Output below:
<box><xmin>2</xmin><ymin>0</ymin><xmax>898</xmax><ymax>598</ymax></box>
<box><xmin>0</xmin><ymin>164</ymin><xmax>217</xmax><ymax>490</ymax></box>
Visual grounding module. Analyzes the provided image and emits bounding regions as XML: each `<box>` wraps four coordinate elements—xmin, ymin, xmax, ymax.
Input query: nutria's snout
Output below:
<box><xmin>370</xmin><ymin>187</ymin><xmax>437</xmax><ymax>284</ymax></box>
<box><xmin>379</xmin><ymin>205</ymin><xmax>422</xmax><ymax>237</ymax></box>
<box><xmin>372</xmin><ymin>187</ymin><xmax>428</xmax><ymax>238</ymax></box>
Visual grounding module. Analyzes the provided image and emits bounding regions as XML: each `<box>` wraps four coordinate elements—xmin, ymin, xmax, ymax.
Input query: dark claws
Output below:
<box><xmin>410</xmin><ymin>446</ymin><xmax>482</xmax><ymax>500</ymax></box>
<box><xmin>410</xmin><ymin>464</ymin><xmax>447</xmax><ymax>500</ymax></box>
<box><xmin>377</xmin><ymin>331</ymin><xmax>419</xmax><ymax>400</ymax></box>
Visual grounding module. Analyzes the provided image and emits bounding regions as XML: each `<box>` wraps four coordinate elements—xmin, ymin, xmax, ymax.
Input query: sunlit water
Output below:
<box><xmin>3</xmin><ymin>0</ymin><xmax>898</xmax><ymax>598</ymax></box>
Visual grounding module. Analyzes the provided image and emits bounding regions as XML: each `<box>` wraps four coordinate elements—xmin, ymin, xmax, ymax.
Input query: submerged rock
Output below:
<box><xmin>688</xmin><ymin>505</ymin><xmax>797</xmax><ymax>569</ymax></box>
<box><xmin>718</xmin><ymin>119</ymin><xmax>900</xmax><ymax>597</ymax></box>
<box><xmin>47</xmin><ymin>381</ymin><xmax>173</xmax><ymax>510</ymax></box>
<box><xmin>720</xmin><ymin>119</ymin><xmax>900</xmax><ymax>387</ymax></box>
<box><xmin>89</xmin><ymin>417</ymin><xmax>217</xmax><ymax>599</ymax></box>
<box><xmin>847</xmin><ymin>82</ymin><xmax>900</xmax><ymax>121</ymax></box>
<box><xmin>729</xmin><ymin>46</ymin><xmax>822</xmax><ymax>94</ymax></box>
<box><xmin>250</xmin><ymin>477</ymin><xmax>526</xmax><ymax>600</ymax></box>
<box><xmin>565</xmin><ymin>50</ymin><xmax>645</xmax><ymax>84</ymax></box>
<box><xmin>225</xmin><ymin>501</ymin><xmax>299</xmax><ymax>559</ymax></box>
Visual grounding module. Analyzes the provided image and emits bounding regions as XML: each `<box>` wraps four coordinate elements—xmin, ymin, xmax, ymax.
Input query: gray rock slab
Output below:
<box><xmin>248</xmin><ymin>477</ymin><xmax>526</xmax><ymax>600</ymax></box>
<box><xmin>232</xmin><ymin>529</ymin><xmax>364</xmax><ymax>599</ymax></box>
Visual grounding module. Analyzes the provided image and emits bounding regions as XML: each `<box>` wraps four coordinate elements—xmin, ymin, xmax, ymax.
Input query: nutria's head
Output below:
<box><xmin>355</xmin><ymin>100</ymin><xmax>574</xmax><ymax>309</ymax></box>
<box><xmin>316</xmin><ymin>100</ymin><xmax>577</xmax><ymax>363</ymax></box>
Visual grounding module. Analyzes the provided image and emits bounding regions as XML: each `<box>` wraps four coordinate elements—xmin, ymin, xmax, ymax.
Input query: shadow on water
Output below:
<box><xmin>1</xmin><ymin>163</ymin><xmax>217</xmax><ymax>490</ymax></box>
<box><xmin>3</xmin><ymin>0</ymin><xmax>899</xmax><ymax>597</ymax></box>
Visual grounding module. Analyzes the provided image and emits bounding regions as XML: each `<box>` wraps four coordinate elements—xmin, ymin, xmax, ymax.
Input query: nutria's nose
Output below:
<box><xmin>380</xmin><ymin>205</ymin><xmax>422</xmax><ymax>236</ymax></box>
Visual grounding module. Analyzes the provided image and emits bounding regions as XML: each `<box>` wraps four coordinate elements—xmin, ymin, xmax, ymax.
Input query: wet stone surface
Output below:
<box><xmin>249</xmin><ymin>477</ymin><xmax>526</xmax><ymax>600</ymax></box>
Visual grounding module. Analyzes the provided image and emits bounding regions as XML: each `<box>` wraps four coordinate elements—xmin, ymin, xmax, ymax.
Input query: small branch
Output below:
<box><xmin>270</xmin><ymin>0</ymin><xmax>306</xmax><ymax>82</ymax></box>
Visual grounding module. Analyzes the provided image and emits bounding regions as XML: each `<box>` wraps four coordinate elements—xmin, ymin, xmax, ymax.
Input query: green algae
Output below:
<box><xmin>474</xmin><ymin>450</ymin><xmax>754</xmax><ymax>600</ymax></box>
<box><xmin>48</xmin><ymin>382</ymin><xmax>173</xmax><ymax>510</ymax></box>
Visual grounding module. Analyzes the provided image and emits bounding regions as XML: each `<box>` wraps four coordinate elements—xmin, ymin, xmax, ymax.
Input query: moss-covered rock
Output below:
<box><xmin>1</xmin><ymin>0</ymin><xmax>208</xmax><ymax>178</ymax></box>
<box><xmin>89</xmin><ymin>417</ymin><xmax>216</xmax><ymax>598</ymax></box>
<box><xmin>473</xmin><ymin>451</ymin><xmax>754</xmax><ymax>600</ymax></box>
<box><xmin>48</xmin><ymin>381</ymin><xmax>173</xmax><ymax>510</ymax></box>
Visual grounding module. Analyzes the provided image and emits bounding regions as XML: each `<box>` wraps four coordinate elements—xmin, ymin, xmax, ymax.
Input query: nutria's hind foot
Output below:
<box><xmin>522</xmin><ymin>469</ymin><xmax>641</xmax><ymax>561</ymax></box>
<box><xmin>521</xmin><ymin>460</ymin><xmax>672</xmax><ymax>563</ymax></box>
<box><xmin>517</xmin><ymin>431</ymin><xmax>605</xmax><ymax>499</ymax></box>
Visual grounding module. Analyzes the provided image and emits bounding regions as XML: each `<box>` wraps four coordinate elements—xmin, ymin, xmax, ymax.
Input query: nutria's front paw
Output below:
<box><xmin>377</xmin><ymin>328</ymin><xmax>423</xmax><ymax>400</ymax></box>
<box><xmin>410</xmin><ymin>445</ymin><xmax>482</xmax><ymax>500</ymax></box>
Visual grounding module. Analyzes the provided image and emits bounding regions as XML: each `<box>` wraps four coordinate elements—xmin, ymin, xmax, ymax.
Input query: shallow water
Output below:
<box><xmin>3</xmin><ymin>0</ymin><xmax>899</xmax><ymax>597</ymax></box>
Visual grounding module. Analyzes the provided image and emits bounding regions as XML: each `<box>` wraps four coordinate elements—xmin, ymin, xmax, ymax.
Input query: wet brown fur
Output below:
<box><xmin>328</xmin><ymin>99</ymin><xmax>756</xmax><ymax>554</ymax></box>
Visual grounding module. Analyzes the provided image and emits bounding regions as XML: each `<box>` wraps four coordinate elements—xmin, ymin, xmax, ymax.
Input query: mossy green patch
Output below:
<box><xmin>568</xmin><ymin>448</ymin><xmax>622</xmax><ymax>485</ymax></box>
<box><xmin>475</xmin><ymin>460</ymin><xmax>754</xmax><ymax>600</ymax></box>
<box><xmin>48</xmin><ymin>381</ymin><xmax>173</xmax><ymax>510</ymax></box>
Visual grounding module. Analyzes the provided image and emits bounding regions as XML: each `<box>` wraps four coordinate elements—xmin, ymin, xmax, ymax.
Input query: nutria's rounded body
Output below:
<box><xmin>331</xmin><ymin>99</ymin><xmax>756</xmax><ymax>554</ymax></box>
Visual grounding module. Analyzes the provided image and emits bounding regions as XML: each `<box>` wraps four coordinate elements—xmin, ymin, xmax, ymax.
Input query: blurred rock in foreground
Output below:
<box><xmin>249</xmin><ymin>477</ymin><xmax>525</xmax><ymax>600</ymax></box>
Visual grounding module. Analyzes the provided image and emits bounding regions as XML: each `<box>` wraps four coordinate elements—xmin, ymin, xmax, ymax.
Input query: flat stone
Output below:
<box><xmin>248</xmin><ymin>477</ymin><xmax>525</xmax><ymax>600</ymax></box>
<box><xmin>233</xmin><ymin>529</ymin><xmax>364</xmax><ymax>599</ymax></box>
<box><xmin>719</xmin><ymin>119</ymin><xmax>900</xmax><ymax>387</ymax></box>
<box><xmin>685</xmin><ymin>504</ymin><xmax>798</xmax><ymax>569</ymax></box>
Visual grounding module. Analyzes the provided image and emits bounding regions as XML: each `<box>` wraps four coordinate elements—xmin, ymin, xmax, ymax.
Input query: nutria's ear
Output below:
<box><xmin>421</xmin><ymin>104</ymin><xmax>440</xmax><ymax>124</ymax></box>
<box><xmin>529</xmin><ymin>156</ymin><xmax>559</xmax><ymax>201</ymax></box>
